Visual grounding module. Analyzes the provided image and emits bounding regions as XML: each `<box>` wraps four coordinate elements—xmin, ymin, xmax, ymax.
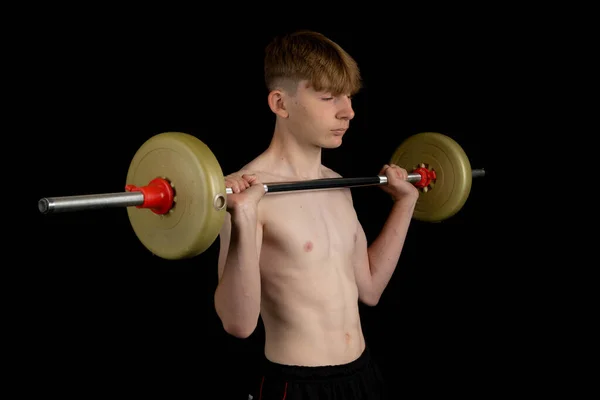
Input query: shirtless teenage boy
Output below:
<box><xmin>214</xmin><ymin>30</ymin><xmax>419</xmax><ymax>400</ymax></box>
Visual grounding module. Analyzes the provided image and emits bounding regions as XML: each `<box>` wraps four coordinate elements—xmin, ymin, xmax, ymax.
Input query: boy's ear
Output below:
<box><xmin>267</xmin><ymin>90</ymin><xmax>289</xmax><ymax>118</ymax></box>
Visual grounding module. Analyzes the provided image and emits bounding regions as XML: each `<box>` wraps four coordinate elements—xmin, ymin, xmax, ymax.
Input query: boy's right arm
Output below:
<box><xmin>214</xmin><ymin>174</ymin><xmax>265</xmax><ymax>338</ymax></box>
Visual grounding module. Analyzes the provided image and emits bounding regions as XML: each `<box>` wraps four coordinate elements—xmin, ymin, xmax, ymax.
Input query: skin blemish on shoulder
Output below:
<box><xmin>304</xmin><ymin>241</ymin><xmax>313</xmax><ymax>252</ymax></box>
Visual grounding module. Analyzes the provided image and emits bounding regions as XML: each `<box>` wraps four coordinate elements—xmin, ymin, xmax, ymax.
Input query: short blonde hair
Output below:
<box><xmin>264</xmin><ymin>30</ymin><xmax>362</xmax><ymax>96</ymax></box>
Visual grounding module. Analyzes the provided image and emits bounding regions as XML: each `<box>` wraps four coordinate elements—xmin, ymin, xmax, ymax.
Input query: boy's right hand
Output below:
<box><xmin>224</xmin><ymin>173</ymin><xmax>266</xmax><ymax>214</ymax></box>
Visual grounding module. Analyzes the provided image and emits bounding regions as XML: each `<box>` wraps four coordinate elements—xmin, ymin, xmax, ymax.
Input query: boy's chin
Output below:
<box><xmin>321</xmin><ymin>139</ymin><xmax>343</xmax><ymax>149</ymax></box>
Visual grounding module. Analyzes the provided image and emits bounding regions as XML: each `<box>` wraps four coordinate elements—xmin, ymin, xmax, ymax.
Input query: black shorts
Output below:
<box><xmin>248</xmin><ymin>346</ymin><xmax>387</xmax><ymax>400</ymax></box>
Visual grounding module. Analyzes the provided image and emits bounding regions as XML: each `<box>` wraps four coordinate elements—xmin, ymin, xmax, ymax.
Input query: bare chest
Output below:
<box><xmin>260</xmin><ymin>190</ymin><xmax>358</xmax><ymax>260</ymax></box>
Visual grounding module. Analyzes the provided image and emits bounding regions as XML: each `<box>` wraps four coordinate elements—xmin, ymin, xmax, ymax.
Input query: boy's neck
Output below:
<box><xmin>264</xmin><ymin>124</ymin><xmax>323</xmax><ymax>180</ymax></box>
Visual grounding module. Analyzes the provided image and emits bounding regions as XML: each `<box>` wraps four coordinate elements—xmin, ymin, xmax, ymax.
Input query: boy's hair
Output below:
<box><xmin>264</xmin><ymin>30</ymin><xmax>362</xmax><ymax>96</ymax></box>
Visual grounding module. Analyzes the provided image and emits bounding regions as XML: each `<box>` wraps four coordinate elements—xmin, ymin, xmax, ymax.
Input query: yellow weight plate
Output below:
<box><xmin>126</xmin><ymin>132</ymin><xmax>227</xmax><ymax>259</ymax></box>
<box><xmin>390</xmin><ymin>132</ymin><xmax>472</xmax><ymax>222</ymax></box>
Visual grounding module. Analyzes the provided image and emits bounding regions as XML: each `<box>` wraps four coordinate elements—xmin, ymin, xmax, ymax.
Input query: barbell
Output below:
<box><xmin>38</xmin><ymin>131</ymin><xmax>485</xmax><ymax>260</ymax></box>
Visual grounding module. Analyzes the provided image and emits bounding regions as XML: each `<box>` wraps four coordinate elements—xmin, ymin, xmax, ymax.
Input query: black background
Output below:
<box><xmin>22</xmin><ymin>17</ymin><xmax>526</xmax><ymax>399</ymax></box>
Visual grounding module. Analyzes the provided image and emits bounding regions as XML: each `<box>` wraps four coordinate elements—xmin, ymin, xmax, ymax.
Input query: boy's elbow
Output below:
<box><xmin>214</xmin><ymin>292</ymin><xmax>259</xmax><ymax>338</ymax></box>
<box><xmin>222</xmin><ymin>320</ymin><xmax>257</xmax><ymax>339</ymax></box>
<box><xmin>359</xmin><ymin>292</ymin><xmax>381</xmax><ymax>307</ymax></box>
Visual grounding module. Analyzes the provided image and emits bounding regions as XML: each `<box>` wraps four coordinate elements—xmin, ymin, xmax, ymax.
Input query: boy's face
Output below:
<box><xmin>285</xmin><ymin>80</ymin><xmax>355</xmax><ymax>149</ymax></box>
